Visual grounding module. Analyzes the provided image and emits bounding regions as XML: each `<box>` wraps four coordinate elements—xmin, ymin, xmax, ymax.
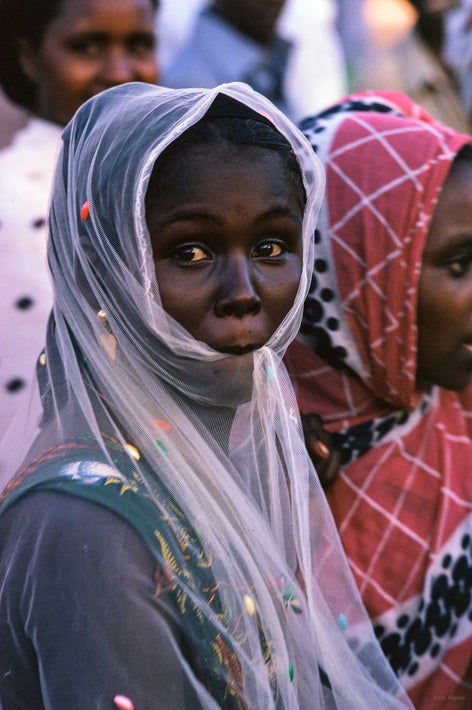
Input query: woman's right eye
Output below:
<box><xmin>172</xmin><ymin>245</ymin><xmax>211</xmax><ymax>263</ymax></box>
<box><xmin>67</xmin><ymin>38</ymin><xmax>102</xmax><ymax>58</ymax></box>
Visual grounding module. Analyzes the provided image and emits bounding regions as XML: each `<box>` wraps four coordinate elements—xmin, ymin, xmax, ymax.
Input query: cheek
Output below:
<box><xmin>135</xmin><ymin>58</ymin><xmax>159</xmax><ymax>84</ymax></box>
<box><xmin>155</xmin><ymin>266</ymin><xmax>210</xmax><ymax>332</ymax></box>
<box><xmin>41</xmin><ymin>55</ymin><xmax>93</xmax><ymax>96</ymax></box>
<box><xmin>265</xmin><ymin>260</ymin><xmax>303</xmax><ymax>326</ymax></box>
<box><xmin>417</xmin><ymin>272</ymin><xmax>472</xmax><ymax>376</ymax></box>
<box><xmin>418</xmin><ymin>268</ymin><xmax>450</xmax><ymax>325</ymax></box>
<box><xmin>419</xmin><ymin>276</ymin><xmax>466</xmax><ymax>331</ymax></box>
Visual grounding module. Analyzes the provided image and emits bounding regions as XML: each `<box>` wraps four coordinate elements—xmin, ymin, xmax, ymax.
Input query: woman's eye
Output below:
<box><xmin>172</xmin><ymin>245</ymin><xmax>211</xmax><ymax>263</ymax></box>
<box><xmin>68</xmin><ymin>38</ymin><xmax>102</xmax><ymax>58</ymax></box>
<box><xmin>447</xmin><ymin>255</ymin><xmax>472</xmax><ymax>277</ymax></box>
<box><xmin>253</xmin><ymin>241</ymin><xmax>285</xmax><ymax>258</ymax></box>
<box><xmin>128</xmin><ymin>35</ymin><xmax>156</xmax><ymax>55</ymax></box>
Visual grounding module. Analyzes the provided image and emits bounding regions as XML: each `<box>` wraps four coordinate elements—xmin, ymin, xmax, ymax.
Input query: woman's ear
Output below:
<box><xmin>17</xmin><ymin>38</ymin><xmax>40</xmax><ymax>84</ymax></box>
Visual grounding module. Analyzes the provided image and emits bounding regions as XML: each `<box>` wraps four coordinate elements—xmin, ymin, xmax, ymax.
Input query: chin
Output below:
<box><xmin>423</xmin><ymin>375</ymin><xmax>472</xmax><ymax>393</ymax></box>
<box><xmin>210</xmin><ymin>354</ymin><xmax>255</xmax><ymax>405</ymax></box>
<box><xmin>448</xmin><ymin>378</ymin><xmax>472</xmax><ymax>392</ymax></box>
<box><xmin>417</xmin><ymin>358</ymin><xmax>472</xmax><ymax>393</ymax></box>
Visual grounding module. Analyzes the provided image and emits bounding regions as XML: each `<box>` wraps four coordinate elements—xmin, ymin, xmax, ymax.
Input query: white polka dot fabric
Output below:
<box><xmin>0</xmin><ymin>119</ymin><xmax>61</xmax><ymax>450</ymax></box>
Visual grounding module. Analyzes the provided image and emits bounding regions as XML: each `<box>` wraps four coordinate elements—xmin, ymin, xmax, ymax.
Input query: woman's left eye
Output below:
<box><xmin>447</xmin><ymin>254</ymin><xmax>472</xmax><ymax>277</ymax></box>
<box><xmin>127</xmin><ymin>34</ymin><xmax>156</xmax><ymax>55</ymax></box>
<box><xmin>253</xmin><ymin>241</ymin><xmax>285</xmax><ymax>258</ymax></box>
<box><xmin>172</xmin><ymin>245</ymin><xmax>211</xmax><ymax>263</ymax></box>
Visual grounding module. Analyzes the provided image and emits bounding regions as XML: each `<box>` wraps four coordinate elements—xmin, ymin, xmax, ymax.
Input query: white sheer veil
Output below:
<box><xmin>0</xmin><ymin>82</ymin><xmax>411</xmax><ymax>709</ymax></box>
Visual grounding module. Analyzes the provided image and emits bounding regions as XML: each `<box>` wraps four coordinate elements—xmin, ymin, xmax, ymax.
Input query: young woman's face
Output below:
<box><xmin>20</xmin><ymin>0</ymin><xmax>158</xmax><ymax>125</ymax></box>
<box><xmin>147</xmin><ymin>141</ymin><xmax>304</xmax><ymax>354</ymax></box>
<box><xmin>417</xmin><ymin>157</ymin><xmax>472</xmax><ymax>390</ymax></box>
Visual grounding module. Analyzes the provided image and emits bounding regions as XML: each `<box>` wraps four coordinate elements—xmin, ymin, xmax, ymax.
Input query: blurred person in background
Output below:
<box><xmin>354</xmin><ymin>0</ymin><xmax>470</xmax><ymax>132</ymax></box>
<box><xmin>0</xmin><ymin>0</ymin><xmax>159</xmax><ymax>454</ymax></box>
<box><xmin>443</xmin><ymin>0</ymin><xmax>472</xmax><ymax>125</ymax></box>
<box><xmin>336</xmin><ymin>0</ymin><xmax>373</xmax><ymax>86</ymax></box>
<box><xmin>158</xmin><ymin>0</ymin><xmax>349</xmax><ymax>121</ymax></box>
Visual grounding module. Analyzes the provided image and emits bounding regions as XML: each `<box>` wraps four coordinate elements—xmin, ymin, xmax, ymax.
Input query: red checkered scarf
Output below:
<box><xmin>286</xmin><ymin>91</ymin><xmax>472</xmax><ymax>708</ymax></box>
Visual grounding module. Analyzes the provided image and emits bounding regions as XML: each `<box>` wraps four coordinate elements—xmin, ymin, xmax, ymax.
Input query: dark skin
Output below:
<box><xmin>212</xmin><ymin>0</ymin><xmax>286</xmax><ymax>46</ymax></box>
<box><xmin>146</xmin><ymin>136</ymin><xmax>341</xmax><ymax>481</ymax></box>
<box><xmin>146</xmin><ymin>140</ymin><xmax>304</xmax><ymax>357</ymax></box>
<box><xmin>417</xmin><ymin>156</ymin><xmax>472</xmax><ymax>391</ymax></box>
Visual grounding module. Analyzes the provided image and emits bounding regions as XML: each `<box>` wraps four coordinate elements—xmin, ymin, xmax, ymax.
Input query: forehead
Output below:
<box><xmin>424</xmin><ymin>157</ymin><xmax>472</xmax><ymax>255</ymax></box>
<box><xmin>147</xmin><ymin>140</ymin><xmax>301</xmax><ymax>205</ymax></box>
<box><xmin>50</xmin><ymin>0</ymin><xmax>155</xmax><ymax>29</ymax></box>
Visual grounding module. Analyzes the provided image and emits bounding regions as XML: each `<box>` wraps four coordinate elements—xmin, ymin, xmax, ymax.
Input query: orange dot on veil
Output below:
<box><xmin>155</xmin><ymin>419</ymin><xmax>171</xmax><ymax>431</ymax></box>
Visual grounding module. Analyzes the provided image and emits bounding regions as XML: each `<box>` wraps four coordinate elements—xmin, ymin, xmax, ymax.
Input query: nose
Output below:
<box><xmin>214</xmin><ymin>256</ymin><xmax>261</xmax><ymax>318</ymax></box>
<box><xmin>101</xmin><ymin>49</ymin><xmax>135</xmax><ymax>86</ymax></box>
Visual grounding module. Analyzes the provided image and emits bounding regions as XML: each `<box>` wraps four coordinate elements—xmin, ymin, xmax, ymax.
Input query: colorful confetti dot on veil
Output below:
<box><xmin>282</xmin><ymin>585</ymin><xmax>302</xmax><ymax>614</ymax></box>
<box><xmin>267</xmin><ymin>366</ymin><xmax>275</xmax><ymax>384</ymax></box>
<box><xmin>338</xmin><ymin>613</ymin><xmax>348</xmax><ymax>631</ymax></box>
<box><xmin>113</xmin><ymin>695</ymin><xmax>134</xmax><ymax>710</ymax></box>
<box><xmin>155</xmin><ymin>439</ymin><xmax>169</xmax><ymax>455</ymax></box>
<box><xmin>258</xmin><ymin>109</ymin><xmax>274</xmax><ymax>123</ymax></box>
<box><xmin>155</xmin><ymin>419</ymin><xmax>171</xmax><ymax>431</ymax></box>
<box><xmin>288</xmin><ymin>663</ymin><xmax>294</xmax><ymax>682</ymax></box>
<box><xmin>80</xmin><ymin>201</ymin><xmax>89</xmax><ymax>221</ymax></box>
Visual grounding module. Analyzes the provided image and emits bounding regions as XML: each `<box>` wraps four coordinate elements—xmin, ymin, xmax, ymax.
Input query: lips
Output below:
<box><xmin>216</xmin><ymin>343</ymin><xmax>263</xmax><ymax>355</ymax></box>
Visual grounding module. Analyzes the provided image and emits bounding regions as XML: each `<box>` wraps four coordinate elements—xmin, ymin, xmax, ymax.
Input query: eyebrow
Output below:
<box><xmin>67</xmin><ymin>30</ymin><xmax>154</xmax><ymax>41</ymax></box>
<box><xmin>429</xmin><ymin>234</ymin><xmax>472</xmax><ymax>259</ymax></box>
<box><xmin>441</xmin><ymin>235</ymin><xmax>472</xmax><ymax>250</ymax></box>
<box><xmin>256</xmin><ymin>207</ymin><xmax>303</xmax><ymax>225</ymax></box>
<box><xmin>157</xmin><ymin>206</ymin><xmax>302</xmax><ymax>230</ymax></box>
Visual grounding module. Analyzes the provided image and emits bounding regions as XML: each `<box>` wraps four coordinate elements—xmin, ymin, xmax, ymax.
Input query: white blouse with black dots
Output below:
<box><xmin>0</xmin><ymin>118</ymin><xmax>62</xmax><ymax>447</ymax></box>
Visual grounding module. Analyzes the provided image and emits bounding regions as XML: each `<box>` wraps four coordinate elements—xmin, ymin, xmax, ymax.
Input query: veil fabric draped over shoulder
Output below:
<box><xmin>0</xmin><ymin>82</ymin><xmax>409</xmax><ymax>709</ymax></box>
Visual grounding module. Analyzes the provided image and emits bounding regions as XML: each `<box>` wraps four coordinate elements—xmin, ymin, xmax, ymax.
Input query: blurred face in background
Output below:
<box><xmin>19</xmin><ymin>0</ymin><xmax>158</xmax><ymax>125</ymax></box>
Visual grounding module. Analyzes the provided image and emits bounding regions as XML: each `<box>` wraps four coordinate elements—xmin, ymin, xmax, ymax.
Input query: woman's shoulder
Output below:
<box><xmin>0</xmin><ymin>439</ymin><xmax>194</xmax><ymax>574</ymax></box>
<box><xmin>0</xmin><ymin>440</ymin><xmax>154</xmax><ymax>549</ymax></box>
<box><xmin>0</xmin><ymin>487</ymin><xmax>159</xmax><ymax>613</ymax></box>
<box><xmin>0</xmin><ymin>485</ymin><xmax>146</xmax><ymax>553</ymax></box>
<box><xmin>0</xmin><ymin>445</ymin><xmax>131</xmax><ymax>511</ymax></box>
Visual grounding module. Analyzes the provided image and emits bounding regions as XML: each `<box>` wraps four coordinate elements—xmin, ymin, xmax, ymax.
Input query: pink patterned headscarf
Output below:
<box><xmin>286</xmin><ymin>91</ymin><xmax>472</xmax><ymax>708</ymax></box>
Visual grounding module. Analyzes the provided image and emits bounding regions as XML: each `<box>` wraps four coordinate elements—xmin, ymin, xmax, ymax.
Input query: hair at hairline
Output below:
<box><xmin>145</xmin><ymin>116</ymin><xmax>306</xmax><ymax>211</ymax></box>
